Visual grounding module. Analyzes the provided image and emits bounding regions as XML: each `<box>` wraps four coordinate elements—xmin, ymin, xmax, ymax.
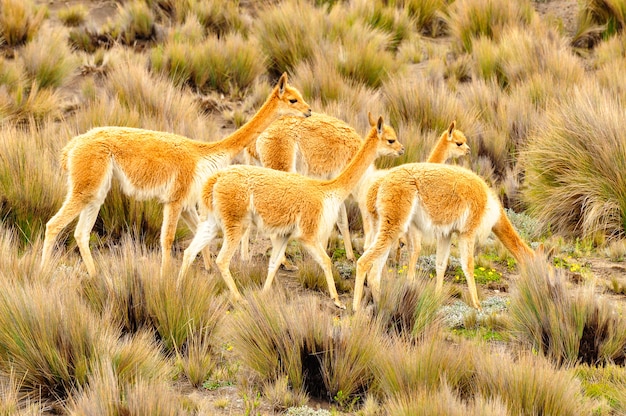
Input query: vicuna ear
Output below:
<box><xmin>447</xmin><ymin>120</ymin><xmax>456</xmax><ymax>139</ymax></box>
<box><xmin>277</xmin><ymin>72</ymin><xmax>288</xmax><ymax>96</ymax></box>
<box><xmin>368</xmin><ymin>111</ymin><xmax>376</xmax><ymax>127</ymax></box>
<box><xmin>376</xmin><ymin>116</ymin><xmax>384</xmax><ymax>135</ymax></box>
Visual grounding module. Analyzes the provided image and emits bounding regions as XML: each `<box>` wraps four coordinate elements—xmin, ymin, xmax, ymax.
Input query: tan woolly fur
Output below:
<box><xmin>178</xmin><ymin>113</ymin><xmax>404</xmax><ymax>309</ymax></box>
<box><xmin>353</xmin><ymin>162</ymin><xmax>534</xmax><ymax>311</ymax></box>
<box><xmin>40</xmin><ymin>73</ymin><xmax>311</xmax><ymax>278</ymax></box>
<box><xmin>242</xmin><ymin>112</ymin><xmax>367</xmax><ymax>263</ymax></box>
<box><xmin>362</xmin><ymin>121</ymin><xmax>470</xmax><ymax>281</ymax></box>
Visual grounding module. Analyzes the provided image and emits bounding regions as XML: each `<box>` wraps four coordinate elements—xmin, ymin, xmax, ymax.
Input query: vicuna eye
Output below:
<box><xmin>456</xmin><ymin>142</ymin><xmax>463</xmax><ymax>146</ymax></box>
<box><xmin>289</xmin><ymin>99</ymin><xmax>298</xmax><ymax>104</ymax></box>
<box><xmin>387</xmin><ymin>140</ymin><xmax>395</xmax><ymax>144</ymax></box>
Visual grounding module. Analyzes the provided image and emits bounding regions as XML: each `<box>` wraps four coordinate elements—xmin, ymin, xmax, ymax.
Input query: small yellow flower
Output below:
<box><xmin>488</xmin><ymin>271</ymin><xmax>493</xmax><ymax>276</ymax></box>
<box><xmin>398</xmin><ymin>269</ymin><xmax>404</xmax><ymax>274</ymax></box>
<box><xmin>455</xmin><ymin>275</ymin><xmax>460</xmax><ymax>280</ymax></box>
<box><xmin>479</xmin><ymin>267</ymin><xmax>486</xmax><ymax>271</ymax></box>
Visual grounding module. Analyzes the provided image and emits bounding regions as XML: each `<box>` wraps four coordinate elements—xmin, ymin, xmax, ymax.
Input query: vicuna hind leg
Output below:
<box><xmin>335</xmin><ymin>203</ymin><xmax>355</xmax><ymax>261</ymax></box>
<box><xmin>214</xmin><ymin>224</ymin><xmax>247</xmax><ymax>302</ymax></box>
<box><xmin>354</xmin><ymin>232</ymin><xmax>395</xmax><ymax>311</ymax></box>
<box><xmin>73</xmin><ymin>200</ymin><xmax>106</xmax><ymax>277</ymax></box>
<box><xmin>434</xmin><ymin>234</ymin><xmax>452</xmax><ymax>294</ymax></box>
<box><xmin>458</xmin><ymin>235</ymin><xmax>480</xmax><ymax>309</ymax></box>
<box><xmin>262</xmin><ymin>234</ymin><xmax>290</xmax><ymax>291</ymax></box>
<box><xmin>180</xmin><ymin>209</ymin><xmax>214</xmax><ymax>271</ymax></box>
<box><xmin>405</xmin><ymin>225</ymin><xmax>422</xmax><ymax>282</ymax></box>
<box><xmin>178</xmin><ymin>219</ymin><xmax>219</xmax><ymax>288</ymax></box>
<box><xmin>301</xmin><ymin>240</ymin><xmax>345</xmax><ymax>309</ymax></box>
<box><xmin>41</xmin><ymin>195</ymin><xmax>90</xmax><ymax>274</ymax></box>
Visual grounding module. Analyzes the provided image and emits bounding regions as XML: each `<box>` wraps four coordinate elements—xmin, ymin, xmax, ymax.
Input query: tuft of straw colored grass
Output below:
<box><xmin>383</xmin><ymin>381</ymin><xmax>508</xmax><ymax>416</ymax></box>
<box><xmin>0</xmin><ymin>123</ymin><xmax>67</xmax><ymax>247</ymax></box>
<box><xmin>446</xmin><ymin>0</ymin><xmax>534</xmax><ymax>53</ymax></box>
<box><xmin>263</xmin><ymin>376</ymin><xmax>309</xmax><ymax>412</ymax></box>
<box><xmin>190</xmin><ymin>0</ymin><xmax>247</xmax><ymax>36</ymax></box>
<box><xmin>116</xmin><ymin>0</ymin><xmax>157</xmax><ymax>45</ymax></box>
<box><xmin>0</xmin><ymin>278</ymin><xmax>104</xmax><ymax>400</ymax></box>
<box><xmin>509</xmin><ymin>254</ymin><xmax>626</xmax><ymax>366</ymax></box>
<box><xmin>375</xmin><ymin>273</ymin><xmax>446</xmax><ymax>340</ymax></box>
<box><xmin>21</xmin><ymin>27</ymin><xmax>79</xmax><ymax>89</ymax></box>
<box><xmin>576</xmin><ymin>0</ymin><xmax>626</xmax><ymax>42</ymax></box>
<box><xmin>373</xmin><ymin>335</ymin><xmax>474</xmax><ymax>400</ymax></box>
<box><xmin>145</xmin><ymin>264</ymin><xmax>228</xmax><ymax>354</ymax></box>
<box><xmin>57</xmin><ymin>4</ymin><xmax>87</xmax><ymax>27</ymax></box>
<box><xmin>254</xmin><ymin>0</ymin><xmax>326</xmax><ymax>77</ymax></box>
<box><xmin>66</xmin><ymin>364</ymin><xmax>184</xmax><ymax>415</ymax></box>
<box><xmin>522</xmin><ymin>84</ymin><xmax>626</xmax><ymax>240</ymax></box>
<box><xmin>228</xmin><ymin>292</ymin><xmax>382</xmax><ymax>407</ymax></box>
<box><xmin>0</xmin><ymin>0</ymin><xmax>46</xmax><ymax>47</ymax></box>
<box><xmin>475</xmin><ymin>352</ymin><xmax>597</xmax><ymax>415</ymax></box>
<box><xmin>382</xmin><ymin>73</ymin><xmax>480</xmax><ymax>139</ymax></box>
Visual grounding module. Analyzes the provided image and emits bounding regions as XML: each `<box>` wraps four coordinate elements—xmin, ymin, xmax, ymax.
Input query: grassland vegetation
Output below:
<box><xmin>1</xmin><ymin>0</ymin><xmax>625</xmax><ymax>413</ymax></box>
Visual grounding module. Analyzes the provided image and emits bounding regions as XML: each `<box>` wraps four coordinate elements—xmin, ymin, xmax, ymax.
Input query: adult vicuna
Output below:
<box><xmin>362</xmin><ymin>121</ymin><xmax>470</xmax><ymax>280</ymax></box>
<box><xmin>178</xmin><ymin>113</ymin><xmax>404</xmax><ymax>309</ymax></box>
<box><xmin>40</xmin><ymin>73</ymin><xmax>311</xmax><ymax>277</ymax></box>
<box><xmin>353</xmin><ymin>163</ymin><xmax>534</xmax><ymax>311</ymax></box>
<box><xmin>242</xmin><ymin>112</ymin><xmax>367</xmax><ymax>262</ymax></box>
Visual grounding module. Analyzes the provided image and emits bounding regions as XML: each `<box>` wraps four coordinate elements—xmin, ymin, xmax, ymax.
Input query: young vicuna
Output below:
<box><xmin>242</xmin><ymin>112</ymin><xmax>366</xmax><ymax>262</ymax></box>
<box><xmin>178</xmin><ymin>114</ymin><xmax>404</xmax><ymax>309</ymax></box>
<box><xmin>353</xmin><ymin>163</ymin><xmax>534</xmax><ymax>311</ymax></box>
<box><xmin>40</xmin><ymin>73</ymin><xmax>311</xmax><ymax>277</ymax></box>
<box><xmin>362</xmin><ymin>121</ymin><xmax>470</xmax><ymax>280</ymax></box>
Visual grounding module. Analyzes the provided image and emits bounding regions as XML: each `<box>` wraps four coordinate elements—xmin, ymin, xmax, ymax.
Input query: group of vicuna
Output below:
<box><xmin>41</xmin><ymin>73</ymin><xmax>535</xmax><ymax>311</ymax></box>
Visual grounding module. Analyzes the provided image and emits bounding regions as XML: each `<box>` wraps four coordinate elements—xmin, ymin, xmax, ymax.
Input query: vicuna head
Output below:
<box><xmin>272</xmin><ymin>72</ymin><xmax>312</xmax><ymax>118</ymax></box>
<box><xmin>368</xmin><ymin>112</ymin><xmax>404</xmax><ymax>157</ymax></box>
<box><xmin>443</xmin><ymin>120</ymin><xmax>470</xmax><ymax>159</ymax></box>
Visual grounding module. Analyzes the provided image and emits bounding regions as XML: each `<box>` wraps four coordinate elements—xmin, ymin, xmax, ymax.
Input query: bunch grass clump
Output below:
<box><xmin>0</xmin><ymin>278</ymin><xmax>102</xmax><ymax>400</ymax></box>
<box><xmin>447</xmin><ymin>0</ymin><xmax>534</xmax><ymax>53</ymax></box>
<box><xmin>474</xmin><ymin>352</ymin><xmax>596</xmax><ymax>415</ymax></box>
<box><xmin>228</xmin><ymin>291</ymin><xmax>382</xmax><ymax>410</ymax></box>
<box><xmin>375</xmin><ymin>274</ymin><xmax>446</xmax><ymax>340</ymax></box>
<box><xmin>254</xmin><ymin>0</ymin><xmax>326</xmax><ymax>77</ymax></box>
<box><xmin>509</xmin><ymin>255</ymin><xmax>626</xmax><ymax>366</ymax></box>
<box><xmin>522</xmin><ymin>85</ymin><xmax>626</xmax><ymax>240</ymax></box>
<box><xmin>20</xmin><ymin>27</ymin><xmax>79</xmax><ymax>89</ymax></box>
<box><xmin>0</xmin><ymin>123</ymin><xmax>67</xmax><ymax>247</ymax></box>
<box><xmin>151</xmin><ymin>29</ymin><xmax>265</xmax><ymax>95</ymax></box>
<box><xmin>0</xmin><ymin>0</ymin><xmax>46</xmax><ymax>47</ymax></box>
<box><xmin>116</xmin><ymin>0</ymin><xmax>157</xmax><ymax>45</ymax></box>
<box><xmin>57</xmin><ymin>4</ymin><xmax>87</xmax><ymax>27</ymax></box>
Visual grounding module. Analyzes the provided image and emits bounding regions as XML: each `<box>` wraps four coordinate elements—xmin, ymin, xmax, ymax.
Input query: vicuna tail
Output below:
<box><xmin>492</xmin><ymin>207</ymin><xmax>534</xmax><ymax>262</ymax></box>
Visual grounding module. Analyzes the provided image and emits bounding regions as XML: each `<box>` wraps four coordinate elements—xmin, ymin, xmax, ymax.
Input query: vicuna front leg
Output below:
<box><xmin>335</xmin><ymin>203</ymin><xmax>355</xmax><ymax>261</ymax></box>
<box><xmin>458</xmin><ymin>235</ymin><xmax>480</xmax><ymax>309</ymax></box>
<box><xmin>301</xmin><ymin>240</ymin><xmax>345</xmax><ymax>309</ymax></box>
<box><xmin>160</xmin><ymin>202</ymin><xmax>184</xmax><ymax>277</ymax></box>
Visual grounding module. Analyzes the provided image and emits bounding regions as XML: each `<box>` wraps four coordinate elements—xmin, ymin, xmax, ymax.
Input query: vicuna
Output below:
<box><xmin>178</xmin><ymin>114</ymin><xmax>404</xmax><ymax>309</ymax></box>
<box><xmin>40</xmin><ymin>73</ymin><xmax>311</xmax><ymax>277</ymax></box>
<box><xmin>354</xmin><ymin>163</ymin><xmax>534</xmax><ymax>311</ymax></box>
<box><xmin>362</xmin><ymin>121</ymin><xmax>470</xmax><ymax>280</ymax></box>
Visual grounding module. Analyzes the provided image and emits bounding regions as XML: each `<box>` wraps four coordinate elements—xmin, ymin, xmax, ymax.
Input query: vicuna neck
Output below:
<box><xmin>209</xmin><ymin>91</ymin><xmax>282</xmax><ymax>156</ymax></box>
<box><xmin>426</xmin><ymin>134</ymin><xmax>450</xmax><ymax>163</ymax></box>
<box><xmin>326</xmin><ymin>129</ymin><xmax>380</xmax><ymax>196</ymax></box>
